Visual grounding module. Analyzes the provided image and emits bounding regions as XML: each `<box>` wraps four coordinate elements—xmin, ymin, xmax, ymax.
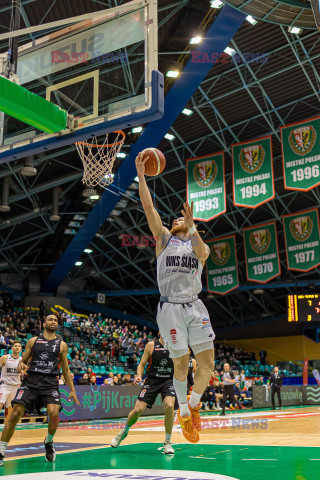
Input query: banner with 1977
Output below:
<box><xmin>243</xmin><ymin>221</ymin><xmax>281</xmax><ymax>283</ymax></box>
<box><xmin>281</xmin><ymin>116</ymin><xmax>320</xmax><ymax>191</ymax></box>
<box><xmin>206</xmin><ymin>235</ymin><xmax>239</xmax><ymax>295</ymax></box>
<box><xmin>186</xmin><ymin>153</ymin><xmax>226</xmax><ymax>222</ymax></box>
<box><xmin>232</xmin><ymin>136</ymin><xmax>274</xmax><ymax>208</ymax></box>
<box><xmin>283</xmin><ymin>208</ymin><xmax>320</xmax><ymax>272</ymax></box>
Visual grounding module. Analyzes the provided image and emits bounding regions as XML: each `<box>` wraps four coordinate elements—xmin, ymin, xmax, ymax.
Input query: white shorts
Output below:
<box><xmin>0</xmin><ymin>383</ymin><xmax>20</xmax><ymax>408</ymax></box>
<box><xmin>157</xmin><ymin>299</ymin><xmax>215</xmax><ymax>356</ymax></box>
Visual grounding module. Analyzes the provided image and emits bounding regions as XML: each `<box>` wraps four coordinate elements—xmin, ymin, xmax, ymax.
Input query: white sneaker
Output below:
<box><xmin>111</xmin><ymin>429</ymin><xmax>128</xmax><ymax>448</ymax></box>
<box><xmin>163</xmin><ymin>441</ymin><xmax>175</xmax><ymax>455</ymax></box>
<box><xmin>204</xmin><ymin>405</ymin><xmax>210</xmax><ymax>411</ymax></box>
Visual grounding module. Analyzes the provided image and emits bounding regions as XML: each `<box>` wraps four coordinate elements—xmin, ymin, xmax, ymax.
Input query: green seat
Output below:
<box><xmin>117</xmin><ymin>366</ymin><xmax>125</xmax><ymax>374</ymax></box>
<box><xmin>93</xmin><ymin>366</ymin><xmax>100</xmax><ymax>374</ymax></box>
<box><xmin>100</xmin><ymin>366</ymin><xmax>107</xmax><ymax>374</ymax></box>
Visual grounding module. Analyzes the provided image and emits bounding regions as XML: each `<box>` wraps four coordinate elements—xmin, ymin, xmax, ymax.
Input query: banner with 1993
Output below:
<box><xmin>232</xmin><ymin>136</ymin><xmax>274</xmax><ymax>208</ymax></box>
<box><xmin>281</xmin><ymin>116</ymin><xmax>320</xmax><ymax>191</ymax></box>
<box><xmin>186</xmin><ymin>153</ymin><xmax>226</xmax><ymax>222</ymax></box>
<box><xmin>283</xmin><ymin>208</ymin><xmax>320</xmax><ymax>272</ymax></box>
<box><xmin>206</xmin><ymin>235</ymin><xmax>239</xmax><ymax>295</ymax></box>
<box><xmin>243</xmin><ymin>222</ymin><xmax>281</xmax><ymax>283</ymax></box>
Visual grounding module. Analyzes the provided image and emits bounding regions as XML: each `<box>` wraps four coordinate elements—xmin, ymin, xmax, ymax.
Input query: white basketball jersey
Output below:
<box><xmin>1</xmin><ymin>355</ymin><xmax>22</xmax><ymax>386</ymax></box>
<box><xmin>157</xmin><ymin>236</ymin><xmax>203</xmax><ymax>299</ymax></box>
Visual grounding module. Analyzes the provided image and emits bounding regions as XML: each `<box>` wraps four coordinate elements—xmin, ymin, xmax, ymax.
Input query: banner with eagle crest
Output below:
<box><xmin>186</xmin><ymin>153</ymin><xmax>226</xmax><ymax>222</ymax></box>
<box><xmin>232</xmin><ymin>136</ymin><xmax>274</xmax><ymax>208</ymax></box>
<box><xmin>205</xmin><ymin>235</ymin><xmax>239</xmax><ymax>295</ymax></box>
<box><xmin>243</xmin><ymin>221</ymin><xmax>281</xmax><ymax>283</ymax></box>
<box><xmin>281</xmin><ymin>116</ymin><xmax>320</xmax><ymax>191</ymax></box>
<box><xmin>283</xmin><ymin>208</ymin><xmax>320</xmax><ymax>272</ymax></box>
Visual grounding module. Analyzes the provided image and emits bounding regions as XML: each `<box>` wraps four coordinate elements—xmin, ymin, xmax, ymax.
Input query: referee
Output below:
<box><xmin>220</xmin><ymin>363</ymin><xmax>241</xmax><ymax>416</ymax></box>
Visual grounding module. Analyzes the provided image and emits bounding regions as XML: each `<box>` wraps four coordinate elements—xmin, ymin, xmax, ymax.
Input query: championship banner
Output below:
<box><xmin>232</xmin><ymin>136</ymin><xmax>274</xmax><ymax>208</ymax></box>
<box><xmin>206</xmin><ymin>235</ymin><xmax>239</xmax><ymax>295</ymax></box>
<box><xmin>243</xmin><ymin>221</ymin><xmax>281</xmax><ymax>283</ymax></box>
<box><xmin>283</xmin><ymin>208</ymin><xmax>320</xmax><ymax>272</ymax></box>
<box><xmin>186</xmin><ymin>153</ymin><xmax>226</xmax><ymax>222</ymax></box>
<box><xmin>281</xmin><ymin>116</ymin><xmax>320</xmax><ymax>191</ymax></box>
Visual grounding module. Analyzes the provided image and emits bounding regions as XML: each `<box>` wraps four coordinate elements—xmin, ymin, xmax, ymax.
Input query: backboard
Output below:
<box><xmin>310</xmin><ymin>0</ymin><xmax>320</xmax><ymax>29</ymax></box>
<box><xmin>0</xmin><ymin>0</ymin><xmax>164</xmax><ymax>164</ymax></box>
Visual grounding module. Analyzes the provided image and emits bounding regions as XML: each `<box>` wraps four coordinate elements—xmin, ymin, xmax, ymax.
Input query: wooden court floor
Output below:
<box><xmin>1</xmin><ymin>406</ymin><xmax>320</xmax><ymax>480</ymax></box>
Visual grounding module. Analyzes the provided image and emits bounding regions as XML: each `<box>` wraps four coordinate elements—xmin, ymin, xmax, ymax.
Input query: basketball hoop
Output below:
<box><xmin>75</xmin><ymin>130</ymin><xmax>125</xmax><ymax>188</ymax></box>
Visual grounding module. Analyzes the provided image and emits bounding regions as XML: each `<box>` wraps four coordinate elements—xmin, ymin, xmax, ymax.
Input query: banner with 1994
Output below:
<box><xmin>206</xmin><ymin>235</ymin><xmax>239</xmax><ymax>295</ymax></box>
<box><xmin>243</xmin><ymin>221</ymin><xmax>281</xmax><ymax>283</ymax></box>
<box><xmin>186</xmin><ymin>153</ymin><xmax>226</xmax><ymax>222</ymax></box>
<box><xmin>283</xmin><ymin>208</ymin><xmax>320</xmax><ymax>272</ymax></box>
<box><xmin>281</xmin><ymin>116</ymin><xmax>320</xmax><ymax>191</ymax></box>
<box><xmin>232</xmin><ymin>136</ymin><xmax>274</xmax><ymax>208</ymax></box>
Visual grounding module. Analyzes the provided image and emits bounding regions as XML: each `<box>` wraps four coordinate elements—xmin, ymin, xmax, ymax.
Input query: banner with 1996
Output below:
<box><xmin>206</xmin><ymin>235</ymin><xmax>239</xmax><ymax>295</ymax></box>
<box><xmin>281</xmin><ymin>116</ymin><xmax>320</xmax><ymax>191</ymax></box>
<box><xmin>232</xmin><ymin>136</ymin><xmax>274</xmax><ymax>208</ymax></box>
<box><xmin>283</xmin><ymin>208</ymin><xmax>320</xmax><ymax>272</ymax></box>
<box><xmin>243</xmin><ymin>221</ymin><xmax>281</xmax><ymax>283</ymax></box>
<box><xmin>186</xmin><ymin>153</ymin><xmax>226</xmax><ymax>222</ymax></box>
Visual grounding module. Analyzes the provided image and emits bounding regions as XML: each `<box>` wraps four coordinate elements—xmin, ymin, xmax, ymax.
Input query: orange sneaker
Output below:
<box><xmin>229</xmin><ymin>406</ymin><xmax>235</xmax><ymax>410</ymax></box>
<box><xmin>177</xmin><ymin>408</ymin><xmax>199</xmax><ymax>444</ymax></box>
<box><xmin>189</xmin><ymin>403</ymin><xmax>202</xmax><ymax>432</ymax></box>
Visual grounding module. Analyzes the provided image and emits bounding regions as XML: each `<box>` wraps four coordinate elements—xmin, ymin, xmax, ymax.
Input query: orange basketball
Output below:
<box><xmin>142</xmin><ymin>148</ymin><xmax>166</xmax><ymax>176</ymax></box>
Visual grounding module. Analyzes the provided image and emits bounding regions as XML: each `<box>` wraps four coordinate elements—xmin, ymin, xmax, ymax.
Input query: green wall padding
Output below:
<box><xmin>0</xmin><ymin>75</ymin><xmax>67</xmax><ymax>134</ymax></box>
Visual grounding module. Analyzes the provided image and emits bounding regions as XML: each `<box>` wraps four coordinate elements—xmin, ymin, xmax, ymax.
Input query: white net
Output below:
<box><xmin>76</xmin><ymin>131</ymin><xmax>125</xmax><ymax>188</ymax></box>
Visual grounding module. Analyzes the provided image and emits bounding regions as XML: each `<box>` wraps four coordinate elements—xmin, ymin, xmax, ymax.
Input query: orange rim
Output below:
<box><xmin>76</xmin><ymin>129</ymin><xmax>126</xmax><ymax>148</ymax></box>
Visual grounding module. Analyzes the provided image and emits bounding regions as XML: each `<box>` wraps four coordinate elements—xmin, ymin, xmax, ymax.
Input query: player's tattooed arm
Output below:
<box><xmin>135</xmin><ymin>341</ymin><xmax>154</xmax><ymax>384</ymax></box>
<box><xmin>60</xmin><ymin>342</ymin><xmax>80</xmax><ymax>405</ymax></box>
<box><xmin>181</xmin><ymin>201</ymin><xmax>210</xmax><ymax>264</ymax></box>
<box><xmin>17</xmin><ymin>337</ymin><xmax>36</xmax><ymax>373</ymax></box>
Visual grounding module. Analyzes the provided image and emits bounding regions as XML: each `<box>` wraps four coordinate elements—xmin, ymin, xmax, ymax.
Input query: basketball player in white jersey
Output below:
<box><xmin>136</xmin><ymin>153</ymin><xmax>215</xmax><ymax>444</ymax></box>
<box><xmin>0</xmin><ymin>341</ymin><xmax>22</xmax><ymax>420</ymax></box>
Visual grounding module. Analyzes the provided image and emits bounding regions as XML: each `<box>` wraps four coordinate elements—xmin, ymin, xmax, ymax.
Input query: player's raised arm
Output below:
<box><xmin>135</xmin><ymin>341</ymin><xmax>153</xmax><ymax>384</ymax></box>
<box><xmin>60</xmin><ymin>342</ymin><xmax>80</xmax><ymax>405</ymax></box>
<box><xmin>136</xmin><ymin>153</ymin><xmax>170</xmax><ymax>248</ymax></box>
<box><xmin>181</xmin><ymin>201</ymin><xmax>209</xmax><ymax>264</ymax></box>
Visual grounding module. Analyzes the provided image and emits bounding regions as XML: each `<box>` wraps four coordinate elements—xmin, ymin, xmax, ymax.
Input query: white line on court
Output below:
<box><xmin>189</xmin><ymin>456</ymin><xmax>216</xmax><ymax>460</ymax></box>
<box><xmin>242</xmin><ymin>459</ymin><xmax>278</xmax><ymax>461</ymax></box>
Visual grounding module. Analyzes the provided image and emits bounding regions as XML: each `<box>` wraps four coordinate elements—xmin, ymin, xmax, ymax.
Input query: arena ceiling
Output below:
<box><xmin>0</xmin><ymin>0</ymin><xmax>320</xmax><ymax>333</ymax></box>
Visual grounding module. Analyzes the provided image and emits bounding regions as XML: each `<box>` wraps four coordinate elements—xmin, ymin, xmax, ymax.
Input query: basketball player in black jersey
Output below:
<box><xmin>0</xmin><ymin>314</ymin><xmax>79</xmax><ymax>466</ymax></box>
<box><xmin>111</xmin><ymin>336</ymin><xmax>176</xmax><ymax>454</ymax></box>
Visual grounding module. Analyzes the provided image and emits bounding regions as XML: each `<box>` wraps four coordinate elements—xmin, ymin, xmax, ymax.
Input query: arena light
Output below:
<box><xmin>84</xmin><ymin>249</ymin><xmax>93</xmax><ymax>253</ymax></box>
<box><xmin>134</xmin><ymin>176</ymin><xmax>140</xmax><ymax>182</ymax></box>
<box><xmin>165</xmin><ymin>133</ymin><xmax>175</xmax><ymax>141</ymax></box>
<box><xmin>182</xmin><ymin>108</ymin><xmax>193</xmax><ymax>116</ymax></box>
<box><xmin>224</xmin><ymin>46</ymin><xmax>236</xmax><ymax>56</ymax></box>
<box><xmin>189</xmin><ymin>36</ymin><xmax>202</xmax><ymax>45</ymax></box>
<box><xmin>288</xmin><ymin>26</ymin><xmax>302</xmax><ymax>34</ymax></box>
<box><xmin>166</xmin><ymin>70</ymin><xmax>180</xmax><ymax>78</ymax></box>
<box><xmin>246</xmin><ymin>15</ymin><xmax>258</xmax><ymax>25</ymax></box>
<box><xmin>132</xmin><ymin>126</ymin><xmax>143</xmax><ymax>133</ymax></box>
<box><xmin>90</xmin><ymin>195</ymin><xmax>100</xmax><ymax>200</ymax></box>
<box><xmin>210</xmin><ymin>0</ymin><xmax>224</xmax><ymax>8</ymax></box>
<box><xmin>104</xmin><ymin>173</ymin><xmax>115</xmax><ymax>179</ymax></box>
<box><xmin>75</xmin><ymin>261</ymin><xmax>82</xmax><ymax>266</ymax></box>
<box><xmin>116</xmin><ymin>152</ymin><xmax>126</xmax><ymax>158</ymax></box>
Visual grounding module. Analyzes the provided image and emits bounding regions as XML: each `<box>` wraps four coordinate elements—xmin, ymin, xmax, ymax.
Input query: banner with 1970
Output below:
<box><xmin>283</xmin><ymin>208</ymin><xmax>320</xmax><ymax>272</ymax></box>
<box><xmin>206</xmin><ymin>235</ymin><xmax>239</xmax><ymax>295</ymax></box>
<box><xmin>232</xmin><ymin>136</ymin><xmax>274</xmax><ymax>208</ymax></box>
<box><xmin>243</xmin><ymin>221</ymin><xmax>281</xmax><ymax>283</ymax></box>
<box><xmin>281</xmin><ymin>116</ymin><xmax>320</xmax><ymax>191</ymax></box>
<box><xmin>186</xmin><ymin>153</ymin><xmax>226</xmax><ymax>222</ymax></box>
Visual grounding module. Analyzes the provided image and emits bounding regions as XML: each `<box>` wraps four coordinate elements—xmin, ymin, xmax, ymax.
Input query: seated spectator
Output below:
<box><xmin>0</xmin><ymin>331</ymin><xmax>7</xmax><ymax>350</ymax></box>
<box><xmin>122</xmin><ymin>374</ymin><xmax>132</xmax><ymax>385</ymax></box>
<box><xmin>127</xmin><ymin>339</ymin><xmax>136</xmax><ymax>354</ymax></box>
<box><xmin>70</xmin><ymin>355</ymin><xmax>82</xmax><ymax>374</ymax></box>
<box><xmin>127</xmin><ymin>353</ymin><xmax>138</xmax><ymax>367</ymax></box>
<box><xmin>103</xmin><ymin>378</ymin><xmax>112</xmax><ymax>386</ymax></box>
<box><xmin>78</xmin><ymin>373</ymin><xmax>90</xmax><ymax>385</ymax></box>
<box><xmin>88</xmin><ymin>350</ymin><xmax>97</xmax><ymax>365</ymax></box>
<box><xmin>201</xmin><ymin>382</ymin><xmax>216</xmax><ymax>411</ymax></box>
<box><xmin>90</xmin><ymin>374</ymin><xmax>97</xmax><ymax>385</ymax></box>
<box><xmin>117</xmin><ymin>373</ymin><xmax>123</xmax><ymax>385</ymax></box>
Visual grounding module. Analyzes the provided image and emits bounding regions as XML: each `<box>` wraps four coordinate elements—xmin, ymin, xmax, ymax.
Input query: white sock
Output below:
<box><xmin>165</xmin><ymin>433</ymin><xmax>171</xmax><ymax>443</ymax></box>
<box><xmin>189</xmin><ymin>390</ymin><xmax>202</xmax><ymax>409</ymax></box>
<box><xmin>45</xmin><ymin>433</ymin><xmax>55</xmax><ymax>444</ymax></box>
<box><xmin>173</xmin><ymin>377</ymin><xmax>189</xmax><ymax>417</ymax></box>
<box><xmin>0</xmin><ymin>441</ymin><xmax>8</xmax><ymax>455</ymax></box>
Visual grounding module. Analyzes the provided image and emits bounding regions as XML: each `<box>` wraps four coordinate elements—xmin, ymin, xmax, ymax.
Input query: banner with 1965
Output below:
<box><xmin>283</xmin><ymin>208</ymin><xmax>320</xmax><ymax>272</ymax></box>
<box><xmin>206</xmin><ymin>235</ymin><xmax>239</xmax><ymax>295</ymax></box>
<box><xmin>243</xmin><ymin>222</ymin><xmax>281</xmax><ymax>283</ymax></box>
<box><xmin>186</xmin><ymin>153</ymin><xmax>226</xmax><ymax>222</ymax></box>
<box><xmin>232</xmin><ymin>136</ymin><xmax>274</xmax><ymax>208</ymax></box>
<box><xmin>281</xmin><ymin>116</ymin><xmax>320</xmax><ymax>191</ymax></box>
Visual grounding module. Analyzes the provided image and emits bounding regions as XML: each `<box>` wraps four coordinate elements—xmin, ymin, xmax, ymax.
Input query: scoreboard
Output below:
<box><xmin>310</xmin><ymin>0</ymin><xmax>320</xmax><ymax>30</ymax></box>
<box><xmin>288</xmin><ymin>294</ymin><xmax>320</xmax><ymax>322</ymax></box>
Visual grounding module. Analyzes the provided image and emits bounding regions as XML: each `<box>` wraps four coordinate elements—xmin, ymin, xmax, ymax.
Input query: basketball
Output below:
<box><xmin>142</xmin><ymin>148</ymin><xmax>166</xmax><ymax>176</ymax></box>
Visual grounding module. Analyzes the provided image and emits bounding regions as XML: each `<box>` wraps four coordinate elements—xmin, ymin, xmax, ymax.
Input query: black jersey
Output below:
<box><xmin>187</xmin><ymin>356</ymin><xmax>194</xmax><ymax>387</ymax></box>
<box><xmin>145</xmin><ymin>341</ymin><xmax>173</xmax><ymax>380</ymax></box>
<box><xmin>27</xmin><ymin>334</ymin><xmax>62</xmax><ymax>376</ymax></box>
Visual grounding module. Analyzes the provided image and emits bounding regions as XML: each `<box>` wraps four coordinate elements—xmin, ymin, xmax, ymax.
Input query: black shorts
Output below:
<box><xmin>12</xmin><ymin>373</ymin><xmax>61</xmax><ymax>411</ymax></box>
<box><xmin>138</xmin><ymin>377</ymin><xmax>175</xmax><ymax>409</ymax></box>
